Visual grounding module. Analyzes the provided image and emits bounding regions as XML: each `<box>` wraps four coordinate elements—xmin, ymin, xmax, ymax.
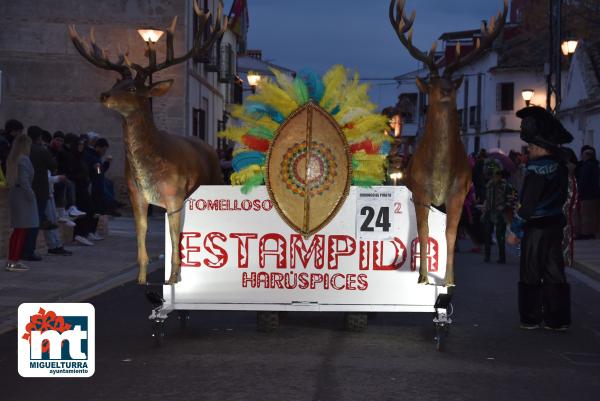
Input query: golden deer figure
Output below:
<box><xmin>389</xmin><ymin>0</ymin><xmax>508</xmax><ymax>286</ymax></box>
<box><xmin>69</xmin><ymin>1</ymin><xmax>227</xmax><ymax>284</ymax></box>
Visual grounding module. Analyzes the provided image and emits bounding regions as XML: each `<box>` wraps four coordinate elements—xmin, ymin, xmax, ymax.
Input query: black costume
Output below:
<box><xmin>512</xmin><ymin>106</ymin><xmax>573</xmax><ymax>329</ymax></box>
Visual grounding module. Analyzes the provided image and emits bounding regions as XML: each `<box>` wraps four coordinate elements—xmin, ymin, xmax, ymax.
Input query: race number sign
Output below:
<box><xmin>164</xmin><ymin>186</ymin><xmax>447</xmax><ymax>311</ymax></box>
<box><xmin>356</xmin><ymin>188</ymin><xmax>395</xmax><ymax>240</ymax></box>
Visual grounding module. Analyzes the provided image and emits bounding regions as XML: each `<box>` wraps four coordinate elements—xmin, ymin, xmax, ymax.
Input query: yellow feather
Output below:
<box><xmin>270</xmin><ymin>68</ymin><xmax>299</xmax><ymax>107</ymax></box>
<box><xmin>230</xmin><ymin>165</ymin><xmax>264</xmax><ymax>185</ymax></box>
<box><xmin>336</xmin><ymin>107</ymin><xmax>371</xmax><ymax>126</ymax></box>
<box><xmin>232</xmin><ymin>146</ymin><xmax>250</xmax><ymax>157</ymax></box>
<box><xmin>343</xmin><ymin>115</ymin><xmax>389</xmax><ymax>142</ymax></box>
<box><xmin>352</xmin><ymin>152</ymin><xmax>388</xmax><ymax>181</ymax></box>
<box><xmin>232</xmin><ymin>105</ymin><xmax>280</xmax><ymax>132</ymax></box>
<box><xmin>246</xmin><ymin>78</ymin><xmax>298</xmax><ymax>117</ymax></box>
<box><xmin>217</xmin><ymin>126</ymin><xmax>246</xmax><ymax>143</ymax></box>
<box><xmin>338</xmin><ymin>82</ymin><xmax>375</xmax><ymax>118</ymax></box>
<box><xmin>320</xmin><ymin>65</ymin><xmax>348</xmax><ymax>112</ymax></box>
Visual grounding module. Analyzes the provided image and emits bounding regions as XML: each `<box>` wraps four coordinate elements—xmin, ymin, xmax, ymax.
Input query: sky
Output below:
<box><xmin>230</xmin><ymin>0</ymin><xmax>507</xmax><ymax>110</ymax></box>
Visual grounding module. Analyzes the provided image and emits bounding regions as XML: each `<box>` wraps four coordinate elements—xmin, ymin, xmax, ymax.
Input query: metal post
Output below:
<box><xmin>555</xmin><ymin>0</ymin><xmax>562</xmax><ymax>113</ymax></box>
<box><xmin>149</xmin><ymin>72</ymin><xmax>153</xmax><ymax>114</ymax></box>
<box><xmin>475</xmin><ymin>73</ymin><xmax>482</xmax><ymax>153</ymax></box>
<box><xmin>462</xmin><ymin>78</ymin><xmax>469</xmax><ymax>150</ymax></box>
<box><xmin>547</xmin><ymin>0</ymin><xmax>562</xmax><ymax>114</ymax></box>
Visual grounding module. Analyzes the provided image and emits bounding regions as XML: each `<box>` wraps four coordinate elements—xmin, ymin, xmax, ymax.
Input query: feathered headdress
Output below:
<box><xmin>218</xmin><ymin>65</ymin><xmax>391</xmax><ymax>193</ymax></box>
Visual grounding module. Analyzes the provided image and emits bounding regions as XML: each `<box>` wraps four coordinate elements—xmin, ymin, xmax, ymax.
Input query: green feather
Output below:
<box><xmin>241</xmin><ymin>172</ymin><xmax>265</xmax><ymax>194</ymax></box>
<box><xmin>352</xmin><ymin>177</ymin><xmax>380</xmax><ymax>187</ymax></box>
<box><xmin>293</xmin><ymin>77</ymin><xmax>309</xmax><ymax>105</ymax></box>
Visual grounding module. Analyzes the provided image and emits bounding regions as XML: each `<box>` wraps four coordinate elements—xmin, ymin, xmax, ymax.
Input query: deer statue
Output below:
<box><xmin>68</xmin><ymin>1</ymin><xmax>227</xmax><ymax>284</ymax></box>
<box><xmin>389</xmin><ymin>0</ymin><xmax>508</xmax><ymax>286</ymax></box>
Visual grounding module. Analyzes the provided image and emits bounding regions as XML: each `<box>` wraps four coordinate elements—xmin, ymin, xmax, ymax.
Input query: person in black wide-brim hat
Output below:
<box><xmin>508</xmin><ymin>106</ymin><xmax>573</xmax><ymax>331</ymax></box>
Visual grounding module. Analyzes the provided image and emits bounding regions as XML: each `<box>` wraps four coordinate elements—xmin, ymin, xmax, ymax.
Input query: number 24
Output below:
<box><xmin>360</xmin><ymin>206</ymin><xmax>392</xmax><ymax>232</ymax></box>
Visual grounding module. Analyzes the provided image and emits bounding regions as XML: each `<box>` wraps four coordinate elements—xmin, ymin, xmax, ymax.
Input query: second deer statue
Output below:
<box><xmin>69</xmin><ymin>1</ymin><xmax>227</xmax><ymax>284</ymax></box>
<box><xmin>389</xmin><ymin>0</ymin><xmax>508</xmax><ymax>286</ymax></box>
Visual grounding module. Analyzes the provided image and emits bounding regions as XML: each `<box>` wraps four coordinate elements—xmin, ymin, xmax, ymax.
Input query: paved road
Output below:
<box><xmin>1</xmin><ymin>245</ymin><xmax>599</xmax><ymax>401</ymax></box>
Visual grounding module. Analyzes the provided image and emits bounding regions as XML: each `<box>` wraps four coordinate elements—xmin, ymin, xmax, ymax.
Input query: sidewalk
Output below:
<box><xmin>0</xmin><ymin>216</ymin><xmax>165</xmax><ymax>334</ymax></box>
<box><xmin>573</xmin><ymin>239</ymin><xmax>600</xmax><ymax>281</ymax></box>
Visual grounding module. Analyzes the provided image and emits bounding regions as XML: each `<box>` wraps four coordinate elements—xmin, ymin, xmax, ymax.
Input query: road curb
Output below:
<box><xmin>0</xmin><ymin>255</ymin><xmax>163</xmax><ymax>335</ymax></box>
<box><xmin>573</xmin><ymin>260</ymin><xmax>600</xmax><ymax>282</ymax></box>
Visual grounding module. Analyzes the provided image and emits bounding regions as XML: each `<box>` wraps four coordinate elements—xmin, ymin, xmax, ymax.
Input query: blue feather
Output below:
<box><xmin>232</xmin><ymin>151</ymin><xmax>266</xmax><ymax>172</ymax></box>
<box><xmin>298</xmin><ymin>68</ymin><xmax>325</xmax><ymax>103</ymax></box>
<box><xmin>330</xmin><ymin>105</ymin><xmax>341</xmax><ymax>115</ymax></box>
<box><xmin>245</xmin><ymin>102</ymin><xmax>285</xmax><ymax>124</ymax></box>
<box><xmin>379</xmin><ymin>141</ymin><xmax>391</xmax><ymax>155</ymax></box>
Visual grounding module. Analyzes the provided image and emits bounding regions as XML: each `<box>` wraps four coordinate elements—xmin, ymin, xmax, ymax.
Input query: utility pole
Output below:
<box><xmin>546</xmin><ymin>0</ymin><xmax>562</xmax><ymax>114</ymax></box>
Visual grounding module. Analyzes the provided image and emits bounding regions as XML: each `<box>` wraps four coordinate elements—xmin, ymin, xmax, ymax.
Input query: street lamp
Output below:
<box><xmin>561</xmin><ymin>39</ymin><xmax>578</xmax><ymax>57</ymax></box>
<box><xmin>521</xmin><ymin>89</ymin><xmax>535</xmax><ymax>107</ymax></box>
<box><xmin>246</xmin><ymin>72</ymin><xmax>261</xmax><ymax>93</ymax></box>
<box><xmin>137</xmin><ymin>28</ymin><xmax>164</xmax><ymax>43</ymax></box>
<box><xmin>389</xmin><ymin>171</ymin><xmax>403</xmax><ymax>186</ymax></box>
<box><xmin>137</xmin><ymin>28</ymin><xmax>164</xmax><ymax>113</ymax></box>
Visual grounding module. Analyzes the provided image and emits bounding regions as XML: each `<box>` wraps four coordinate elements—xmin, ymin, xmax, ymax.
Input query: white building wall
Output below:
<box><xmin>451</xmin><ymin>51</ymin><xmax>550</xmax><ymax>154</ymax></box>
<box><xmin>559</xmin><ymin>45</ymin><xmax>600</xmax><ymax>154</ymax></box>
<box><xmin>395</xmin><ymin>50</ymin><xmax>571</xmax><ymax>155</ymax></box>
<box><xmin>185</xmin><ymin>0</ymin><xmax>233</xmax><ymax>148</ymax></box>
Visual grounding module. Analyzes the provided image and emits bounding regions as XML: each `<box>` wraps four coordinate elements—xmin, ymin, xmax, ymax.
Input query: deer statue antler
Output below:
<box><xmin>389</xmin><ymin>0</ymin><xmax>442</xmax><ymax>76</ymax></box>
<box><xmin>68</xmin><ymin>25</ymin><xmax>132</xmax><ymax>79</ymax></box>
<box><xmin>443</xmin><ymin>0</ymin><xmax>508</xmax><ymax>77</ymax></box>
<box><xmin>68</xmin><ymin>0</ymin><xmax>228</xmax><ymax>83</ymax></box>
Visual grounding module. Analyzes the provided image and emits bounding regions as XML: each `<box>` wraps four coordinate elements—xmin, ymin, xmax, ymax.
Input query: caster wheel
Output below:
<box><xmin>177</xmin><ymin>311</ymin><xmax>190</xmax><ymax>329</ymax></box>
<box><xmin>435</xmin><ymin>325</ymin><xmax>446</xmax><ymax>352</ymax></box>
<box><xmin>257</xmin><ymin>311</ymin><xmax>279</xmax><ymax>332</ymax></box>
<box><xmin>152</xmin><ymin>321</ymin><xmax>166</xmax><ymax>347</ymax></box>
<box><xmin>344</xmin><ymin>313</ymin><xmax>368</xmax><ymax>332</ymax></box>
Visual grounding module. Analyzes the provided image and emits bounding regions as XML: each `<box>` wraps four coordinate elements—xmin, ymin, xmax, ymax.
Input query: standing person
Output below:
<box><xmin>71</xmin><ymin>138</ymin><xmax>99</xmax><ymax>245</ymax></box>
<box><xmin>508</xmin><ymin>106</ymin><xmax>573</xmax><ymax>331</ymax></box>
<box><xmin>561</xmin><ymin>147</ymin><xmax>579</xmax><ymax>268</ymax></box>
<box><xmin>482</xmin><ymin>160</ymin><xmax>513</xmax><ymax>264</ymax></box>
<box><xmin>22</xmin><ymin>126</ymin><xmax>57</xmax><ymax>261</ymax></box>
<box><xmin>472</xmin><ymin>148</ymin><xmax>488</xmax><ymax>202</ymax></box>
<box><xmin>575</xmin><ymin>146</ymin><xmax>600</xmax><ymax>239</ymax></box>
<box><xmin>5</xmin><ymin>135</ymin><xmax>38</xmax><ymax>271</ymax></box>
<box><xmin>57</xmin><ymin>133</ymin><xmax>86</xmax><ymax>220</ymax></box>
<box><xmin>88</xmin><ymin>137</ymin><xmax>111</xmax><ymax>218</ymax></box>
<box><xmin>0</xmin><ymin>119</ymin><xmax>24</xmax><ymax>174</ymax></box>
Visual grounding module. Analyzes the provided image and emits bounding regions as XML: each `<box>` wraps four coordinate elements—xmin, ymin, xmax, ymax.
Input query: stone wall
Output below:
<box><xmin>0</xmin><ymin>0</ymin><xmax>188</xmax><ymax>199</ymax></box>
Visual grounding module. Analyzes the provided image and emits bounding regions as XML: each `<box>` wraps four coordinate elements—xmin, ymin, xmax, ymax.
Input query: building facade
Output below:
<box><xmin>559</xmin><ymin>39</ymin><xmax>600</xmax><ymax>152</ymax></box>
<box><xmin>0</xmin><ymin>0</ymin><xmax>237</xmax><ymax>197</ymax></box>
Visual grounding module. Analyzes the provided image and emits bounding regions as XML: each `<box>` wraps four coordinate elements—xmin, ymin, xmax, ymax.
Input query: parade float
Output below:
<box><xmin>67</xmin><ymin>0</ymin><xmax>508</xmax><ymax>350</ymax></box>
<box><xmin>151</xmin><ymin>63</ymin><xmax>453</xmax><ymax>349</ymax></box>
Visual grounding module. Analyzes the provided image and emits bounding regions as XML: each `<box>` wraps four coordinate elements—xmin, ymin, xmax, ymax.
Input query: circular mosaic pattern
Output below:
<box><xmin>281</xmin><ymin>141</ymin><xmax>337</xmax><ymax>197</ymax></box>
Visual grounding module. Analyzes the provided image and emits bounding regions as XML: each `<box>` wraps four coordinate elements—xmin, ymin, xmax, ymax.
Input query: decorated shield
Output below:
<box><xmin>266</xmin><ymin>102</ymin><xmax>351</xmax><ymax>236</ymax></box>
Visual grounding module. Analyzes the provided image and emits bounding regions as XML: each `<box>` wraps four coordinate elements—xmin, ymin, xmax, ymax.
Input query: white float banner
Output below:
<box><xmin>164</xmin><ymin>186</ymin><xmax>447</xmax><ymax>310</ymax></box>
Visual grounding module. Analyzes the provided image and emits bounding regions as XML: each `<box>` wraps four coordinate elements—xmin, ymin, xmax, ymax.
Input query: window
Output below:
<box><xmin>469</xmin><ymin>106</ymin><xmax>477</xmax><ymax>127</ymax></box>
<box><xmin>193</xmin><ymin>108</ymin><xmax>206</xmax><ymax>140</ymax></box>
<box><xmin>497</xmin><ymin>82</ymin><xmax>514</xmax><ymax>111</ymax></box>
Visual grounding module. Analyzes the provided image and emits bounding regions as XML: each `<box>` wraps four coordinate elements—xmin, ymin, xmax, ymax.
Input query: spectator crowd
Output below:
<box><xmin>1</xmin><ymin>119</ymin><xmax>125</xmax><ymax>272</ymax></box>
<box><xmin>460</xmin><ymin>144</ymin><xmax>599</xmax><ymax>265</ymax></box>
